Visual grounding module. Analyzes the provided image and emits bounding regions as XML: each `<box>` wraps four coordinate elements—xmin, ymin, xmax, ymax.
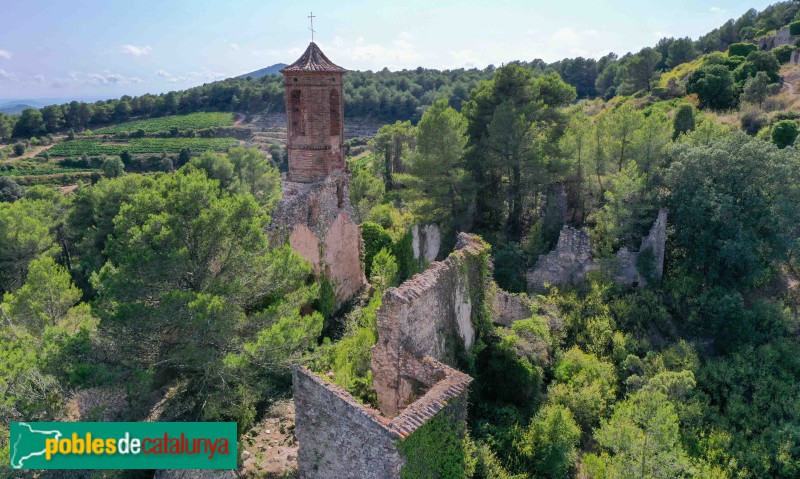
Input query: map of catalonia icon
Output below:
<box><xmin>10</xmin><ymin>423</ymin><xmax>62</xmax><ymax>469</ymax></box>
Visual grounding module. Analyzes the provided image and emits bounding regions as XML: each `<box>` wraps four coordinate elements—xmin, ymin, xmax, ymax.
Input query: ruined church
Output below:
<box><xmin>269</xmin><ymin>42</ymin><xmax>366</xmax><ymax>304</ymax></box>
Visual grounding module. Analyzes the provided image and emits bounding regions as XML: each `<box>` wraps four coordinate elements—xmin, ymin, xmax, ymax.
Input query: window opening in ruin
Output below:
<box><xmin>329</xmin><ymin>89</ymin><xmax>341</xmax><ymax>136</ymax></box>
<box><xmin>336</xmin><ymin>183</ymin><xmax>343</xmax><ymax>208</ymax></box>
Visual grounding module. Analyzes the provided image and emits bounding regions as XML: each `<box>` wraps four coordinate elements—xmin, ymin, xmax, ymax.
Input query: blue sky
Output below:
<box><xmin>0</xmin><ymin>0</ymin><xmax>777</xmax><ymax>100</ymax></box>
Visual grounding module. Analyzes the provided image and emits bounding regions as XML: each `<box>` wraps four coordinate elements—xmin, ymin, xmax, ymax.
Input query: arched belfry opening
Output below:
<box><xmin>290</xmin><ymin>89</ymin><xmax>304</xmax><ymax>137</ymax></box>
<box><xmin>330</xmin><ymin>89</ymin><xmax>341</xmax><ymax>136</ymax></box>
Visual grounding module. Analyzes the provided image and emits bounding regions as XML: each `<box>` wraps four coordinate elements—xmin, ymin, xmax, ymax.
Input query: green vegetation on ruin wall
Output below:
<box><xmin>398</xmin><ymin>405</ymin><xmax>470</xmax><ymax>479</ymax></box>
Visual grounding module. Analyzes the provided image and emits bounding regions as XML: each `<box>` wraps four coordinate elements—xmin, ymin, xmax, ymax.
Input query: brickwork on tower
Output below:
<box><xmin>281</xmin><ymin>42</ymin><xmax>347</xmax><ymax>183</ymax></box>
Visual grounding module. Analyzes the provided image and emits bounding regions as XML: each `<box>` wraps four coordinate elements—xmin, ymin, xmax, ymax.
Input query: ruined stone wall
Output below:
<box><xmin>756</xmin><ymin>27</ymin><xmax>796</xmax><ymax>50</ymax></box>
<box><xmin>293</xmin><ymin>367</ymin><xmax>403</xmax><ymax>479</ymax></box>
<box><xmin>372</xmin><ymin>233</ymin><xmax>488</xmax><ymax>417</ymax></box>
<box><xmin>411</xmin><ymin>224</ymin><xmax>441</xmax><ymax>263</ymax></box>
<box><xmin>492</xmin><ymin>289</ymin><xmax>533</xmax><ymax>327</ymax></box>
<box><xmin>526</xmin><ymin>226</ymin><xmax>596</xmax><ymax>292</ymax></box>
<box><xmin>527</xmin><ymin>209</ymin><xmax>668</xmax><ymax>291</ymax></box>
<box><xmin>269</xmin><ymin>171</ymin><xmax>366</xmax><ymax>303</ymax></box>
<box><xmin>293</xmin><ymin>361</ymin><xmax>471</xmax><ymax>479</ymax></box>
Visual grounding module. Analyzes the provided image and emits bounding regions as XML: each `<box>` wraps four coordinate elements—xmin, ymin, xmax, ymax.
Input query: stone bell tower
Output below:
<box><xmin>269</xmin><ymin>42</ymin><xmax>366</xmax><ymax>305</ymax></box>
<box><xmin>281</xmin><ymin>42</ymin><xmax>347</xmax><ymax>183</ymax></box>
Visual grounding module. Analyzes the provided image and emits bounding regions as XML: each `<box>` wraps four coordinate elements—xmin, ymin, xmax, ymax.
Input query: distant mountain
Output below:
<box><xmin>239</xmin><ymin>63</ymin><xmax>288</xmax><ymax>79</ymax></box>
<box><xmin>0</xmin><ymin>103</ymin><xmax>37</xmax><ymax>115</ymax></box>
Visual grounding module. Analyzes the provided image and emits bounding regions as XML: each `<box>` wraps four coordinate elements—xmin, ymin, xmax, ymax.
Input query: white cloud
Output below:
<box><xmin>155</xmin><ymin>69</ymin><xmax>172</xmax><ymax>78</ymax></box>
<box><xmin>0</xmin><ymin>69</ymin><xmax>11</xmax><ymax>80</ymax></box>
<box><xmin>450</xmin><ymin>49</ymin><xmax>482</xmax><ymax>69</ymax></box>
<box><xmin>709</xmin><ymin>6</ymin><xmax>725</xmax><ymax>14</ymax></box>
<box><xmin>0</xmin><ymin>49</ymin><xmax>11</xmax><ymax>60</ymax></box>
<box><xmin>33</xmin><ymin>74</ymin><xmax>45</xmax><ymax>84</ymax></box>
<box><xmin>120</xmin><ymin>44</ymin><xmax>152</xmax><ymax>57</ymax></box>
<box><xmin>320</xmin><ymin>33</ymin><xmax>424</xmax><ymax>70</ymax></box>
<box><xmin>229</xmin><ymin>43</ymin><xmax>239</xmax><ymax>51</ymax></box>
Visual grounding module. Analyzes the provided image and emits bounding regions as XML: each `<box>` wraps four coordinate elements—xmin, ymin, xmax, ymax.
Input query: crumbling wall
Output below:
<box><xmin>526</xmin><ymin>226</ymin><xmax>596</xmax><ymax>292</ymax></box>
<box><xmin>492</xmin><ymin>289</ymin><xmax>533</xmax><ymax>327</ymax></box>
<box><xmin>293</xmin><ymin>360</ymin><xmax>472</xmax><ymax>479</ymax></box>
<box><xmin>371</xmin><ymin>233</ymin><xmax>488</xmax><ymax>417</ymax></box>
<box><xmin>411</xmin><ymin>224</ymin><xmax>441</xmax><ymax>263</ymax></box>
<box><xmin>269</xmin><ymin>171</ymin><xmax>366</xmax><ymax>303</ymax></box>
<box><xmin>527</xmin><ymin>209</ymin><xmax>668</xmax><ymax>291</ymax></box>
<box><xmin>756</xmin><ymin>27</ymin><xmax>795</xmax><ymax>50</ymax></box>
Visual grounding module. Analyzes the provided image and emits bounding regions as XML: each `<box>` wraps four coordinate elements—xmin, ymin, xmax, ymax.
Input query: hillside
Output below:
<box><xmin>239</xmin><ymin>63</ymin><xmax>288</xmax><ymax>79</ymax></box>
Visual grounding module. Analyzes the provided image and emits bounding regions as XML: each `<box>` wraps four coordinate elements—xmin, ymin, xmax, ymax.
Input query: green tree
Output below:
<box><xmin>623</xmin><ymin>47</ymin><xmax>662</xmax><ymax>93</ymax></box>
<box><xmin>771</xmin><ymin>120</ymin><xmax>799</xmax><ymax>149</ymax></box>
<box><xmin>463</xmin><ymin>66</ymin><xmax>575</xmax><ymax>239</ymax></box>
<box><xmin>0</xmin><ymin>177</ymin><xmax>24</xmax><ymax>203</ymax></box>
<box><xmin>742</xmin><ymin>71</ymin><xmax>778</xmax><ymax>108</ymax></box>
<box><xmin>408</xmin><ymin>98</ymin><xmax>473</xmax><ymax>233</ymax></box>
<box><xmin>584</xmin><ymin>389</ymin><xmax>691</xmax><ymax>479</ymax></box>
<box><xmin>666</xmin><ymin>133</ymin><xmax>800</xmax><ymax>287</ymax></box>
<box><xmin>592</xmin><ymin>161</ymin><xmax>649</xmax><ymax>252</ymax></box>
<box><xmin>605</xmin><ymin>104</ymin><xmax>643</xmax><ymax>172</ymax></box>
<box><xmin>369</xmin><ymin>247</ymin><xmax>398</xmax><ymax>292</ymax></box>
<box><xmin>686</xmin><ymin>65</ymin><xmax>736</xmax><ymax>110</ymax></box>
<box><xmin>1</xmin><ymin>256</ymin><xmax>81</xmax><ymax>333</ymax></box>
<box><xmin>101</xmin><ymin>157</ymin><xmax>125</xmax><ymax>178</ymax></box>
<box><xmin>515</xmin><ymin>404</ymin><xmax>581</xmax><ymax>479</ymax></box>
<box><xmin>369</xmin><ymin>121</ymin><xmax>415</xmax><ymax>190</ymax></box>
<box><xmin>672</xmin><ymin>104</ymin><xmax>696</xmax><ymax>140</ymax></box>
<box><xmin>548</xmin><ymin>347</ymin><xmax>617</xmax><ymax>434</ymax></box>
<box><xmin>93</xmin><ymin>168</ymin><xmax>320</xmax><ymax>426</ymax></box>
<box><xmin>0</xmin><ymin>199</ymin><xmax>59</xmax><ymax>293</ymax></box>
<box><xmin>13</xmin><ymin>109</ymin><xmax>45</xmax><ymax>138</ymax></box>
<box><xmin>360</xmin><ymin>221</ymin><xmax>393</xmax><ymax>278</ymax></box>
<box><xmin>226</xmin><ymin>147</ymin><xmax>281</xmax><ymax>209</ymax></box>
<box><xmin>666</xmin><ymin>37</ymin><xmax>697</xmax><ymax>68</ymax></box>
<box><xmin>631</xmin><ymin>110</ymin><xmax>671</xmax><ymax>177</ymax></box>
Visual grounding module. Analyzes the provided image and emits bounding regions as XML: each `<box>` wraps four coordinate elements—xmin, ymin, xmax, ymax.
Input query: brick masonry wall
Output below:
<box><xmin>284</xmin><ymin>72</ymin><xmax>345</xmax><ymax>183</ymax></box>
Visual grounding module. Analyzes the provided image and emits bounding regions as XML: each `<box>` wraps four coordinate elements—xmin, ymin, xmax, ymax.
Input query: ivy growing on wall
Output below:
<box><xmin>397</xmin><ymin>402</ymin><xmax>470</xmax><ymax>479</ymax></box>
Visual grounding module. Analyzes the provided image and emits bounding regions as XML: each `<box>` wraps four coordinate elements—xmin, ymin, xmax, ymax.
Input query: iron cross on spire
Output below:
<box><xmin>308</xmin><ymin>12</ymin><xmax>316</xmax><ymax>42</ymax></box>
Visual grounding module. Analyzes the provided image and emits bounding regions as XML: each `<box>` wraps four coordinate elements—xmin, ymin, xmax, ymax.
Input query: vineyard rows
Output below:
<box><xmin>45</xmin><ymin>138</ymin><xmax>238</xmax><ymax>156</ymax></box>
<box><xmin>94</xmin><ymin>112</ymin><xmax>234</xmax><ymax>134</ymax></box>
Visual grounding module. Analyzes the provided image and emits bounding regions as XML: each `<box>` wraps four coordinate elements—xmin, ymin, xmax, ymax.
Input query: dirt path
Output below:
<box><xmin>240</xmin><ymin>400</ymin><xmax>298</xmax><ymax>478</ymax></box>
<box><xmin>6</xmin><ymin>143</ymin><xmax>53</xmax><ymax>160</ymax></box>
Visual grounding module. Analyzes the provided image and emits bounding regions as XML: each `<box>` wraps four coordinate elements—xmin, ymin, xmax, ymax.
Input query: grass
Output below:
<box><xmin>44</xmin><ymin>138</ymin><xmax>238</xmax><ymax>157</ymax></box>
<box><xmin>94</xmin><ymin>112</ymin><xmax>234</xmax><ymax>134</ymax></box>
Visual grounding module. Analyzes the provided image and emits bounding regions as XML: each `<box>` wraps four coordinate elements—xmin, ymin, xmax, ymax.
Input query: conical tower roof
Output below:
<box><xmin>281</xmin><ymin>42</ymin><xmax>347</xmax><ymax>73</ymax></box>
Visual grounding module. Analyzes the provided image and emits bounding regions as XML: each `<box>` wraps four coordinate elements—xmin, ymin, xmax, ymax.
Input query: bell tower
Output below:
<box><xmin>281</xmin><ymin>42</ymin><xmax>347</xmax><ymax>183</ymax></box>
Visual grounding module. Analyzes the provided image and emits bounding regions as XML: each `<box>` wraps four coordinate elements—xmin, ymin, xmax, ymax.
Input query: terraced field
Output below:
<box><xmin>45</xmin><ymin>138</ymin><xmax>238</xmax><ymax>157</ymax></box>
<box><xmin>94</xmin><ymin>112</ymin><xmax>234</xmax><ymax>134</ymax></box>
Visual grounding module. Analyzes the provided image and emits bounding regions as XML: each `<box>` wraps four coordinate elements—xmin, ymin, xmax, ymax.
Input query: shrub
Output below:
<box><xmin>728</xmin><ymin>43</ymin><xmax>758</xmax><ymax>58</ymax></box>
<box><xmin>101</xmin><ymin>157</ymin><xmax>125</xmax><ymax>178</ymax></box>
<box><xmin>360</xmin><ymin>221</ymin><xmax>393</xmax><ymax>278</ymax></box>
<box><xmin>686</xmin><ymin>65</ymin><xmax>736</xmax><ymax>110</ymax></box>
<box><xmin>771</xmin><ymin>120</ymin><xmax>799</xmax><ymax>148</ymax></box>
<box><xmin>13</xmin><ymin>143</ymin><xmax>25</xmax><ymax>156</ymax></box>
<box><xmin>673</xmin><ymin>104</ymin><xmax>696</xmax><ymax>139</ymax></box>
<box><xmin>790</xmin><ymin>21</ymin><xmax>800</xmax><ymax>36</ymax></box>
<box><xmin>773</xmin><ymin>45</ymin><xmax>795</xmax><ymax>64</ymax></box>
<box><xmin>739</xmin><ymin>108</ymin><xmax>769</xmax><ymax>136</ymax></box>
